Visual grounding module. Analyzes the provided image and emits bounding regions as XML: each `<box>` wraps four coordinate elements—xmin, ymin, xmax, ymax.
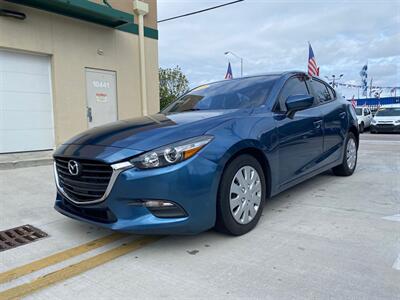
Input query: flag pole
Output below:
<box><xmin>369</xmin><ymin>78</ymin><xmax>373</xmax><ymax>98</ymax></box>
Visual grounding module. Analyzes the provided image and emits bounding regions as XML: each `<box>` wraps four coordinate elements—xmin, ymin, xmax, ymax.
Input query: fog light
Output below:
<box><xmin>143</xmin><ymin>200</ymin><xmax>174</xmax><ymax>208</ymax></box>
<box><xmin>143</xmin><ymin>200</ymin><xmax>187</xmax><ymax>218</ymax></box>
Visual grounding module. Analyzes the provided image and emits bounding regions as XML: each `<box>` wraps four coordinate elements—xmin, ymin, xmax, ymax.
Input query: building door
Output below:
<box><xmin>0</xmin><ymin>50</ymin><xmax>54</xmax><ymax>153</ymax></box>
<box><xmin>85</xmin><ymin>68</ymin><xmax>117</xmax><ymax>128</ymax></box>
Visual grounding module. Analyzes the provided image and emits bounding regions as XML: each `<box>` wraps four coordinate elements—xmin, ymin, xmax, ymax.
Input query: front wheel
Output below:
<box><xmin>215</xmin><ymin>154</ymin><xmax>266</xmax><ymax>236</ymax></box>
<box><xmin>332</xmin><ymin>132</ymin><xmax>358</xmax><ymax>176</ymax></box>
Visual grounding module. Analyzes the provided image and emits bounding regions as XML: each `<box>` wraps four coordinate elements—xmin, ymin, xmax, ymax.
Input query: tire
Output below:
<box><xmin>359</xmin><ymin>122</ymin><xmax>364</xmax><ymax>133</ymax></box>
<box><xmin>215</xmin><ymin>154</ymin><xmax>266</xmax><ymax>236</ymax></box>
<box><xmin>332</xmin><ymin>132</ymin><xmax>358</xmax><ymax>176</ymax></box>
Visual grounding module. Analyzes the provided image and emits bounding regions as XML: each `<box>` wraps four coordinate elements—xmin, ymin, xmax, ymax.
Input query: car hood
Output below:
<box><xmin>374</xmin><ymin>116</ymin><xmax>400</xmax><ymax>122</ymax></box>
<box><xmin>62</xmin><ymin>110</ymin><xmax>240</xmax><ymax>151</ymax></box>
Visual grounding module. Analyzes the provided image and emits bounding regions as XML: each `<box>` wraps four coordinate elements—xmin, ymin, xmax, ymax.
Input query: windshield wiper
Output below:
<box><xmin>180</xmin><ymin>108</ymin><xmax>201</xmax><ymax>112</ymax></box>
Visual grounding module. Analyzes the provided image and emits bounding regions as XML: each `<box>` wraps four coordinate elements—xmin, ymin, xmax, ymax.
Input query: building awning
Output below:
<box><xmin>6</xmin><ymin>0</ymin><xmax>158</xmax><ymax>39</ymax></box>
<box><xmin>6</xmin><ymin>0</ymin><xmax>134</xmax><ymax>27</ymax></box>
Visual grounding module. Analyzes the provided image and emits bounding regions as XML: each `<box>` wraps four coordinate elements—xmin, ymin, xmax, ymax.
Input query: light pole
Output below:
<box><xmin>224</xmin><ymin>51</ymin><xmax>243</xmax><ymax>77</ymax></box>
<box><xmin>324</xmin><ymin>74</ymin><xmax>343</xmax><ymax>88</ymax></box>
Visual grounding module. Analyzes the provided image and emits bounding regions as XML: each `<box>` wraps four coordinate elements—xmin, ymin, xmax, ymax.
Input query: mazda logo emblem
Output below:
<box><xmin>68</xmin><ymin>160</ymin><xmax>80</xmax><ymax>176</ymax></box>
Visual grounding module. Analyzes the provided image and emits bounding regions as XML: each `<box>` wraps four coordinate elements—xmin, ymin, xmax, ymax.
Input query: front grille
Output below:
<box><xmin>59</xmin><ymin>198</ymin><xmax>117</xmax><ymax>223</ymax></box>
<box><xmin>55</xmin><ymin>157</ymin><xmax>113</xmax><ymax>203</ymax></box>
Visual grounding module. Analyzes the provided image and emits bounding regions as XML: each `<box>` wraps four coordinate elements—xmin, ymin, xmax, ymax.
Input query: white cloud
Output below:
<box><xmin>158</xmin><ymin>0</ymin><xmax>400</xmax><ymax>98</ymax></box>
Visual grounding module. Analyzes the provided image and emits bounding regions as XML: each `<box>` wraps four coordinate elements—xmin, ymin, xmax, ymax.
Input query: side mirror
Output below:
<box><xmin>285</xmin><ymin>94</ymin><xmax>314</xmax><ymax>118</ymax></box>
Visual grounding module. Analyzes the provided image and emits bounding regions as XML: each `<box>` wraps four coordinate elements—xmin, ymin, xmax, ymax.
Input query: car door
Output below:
<box><xmin>364</xmin><ymin>107</ymin><xmax>372</xmax><ymax>127</ymax></box>
<box><xmin>273</xmin><ymin>76</ymin><xmax>324</xmax><ymax>187</ymax></box>
<box><xmin>309</xmin><ymin>79</ymin><xmax>347</xmax><ymax>165</ymax></box>
<box><xmin>362</xmin><ymin>107</ymin><xmax>367</xmax><ymax>125</ymax></box>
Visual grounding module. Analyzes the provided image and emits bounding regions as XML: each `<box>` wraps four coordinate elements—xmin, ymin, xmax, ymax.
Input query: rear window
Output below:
<box><xmin>375</xmin><ymin>107</ymin><xmax>400</xmax><ymax>117</ymax></box>
<box><xmin>162</xmin><ymin>76</ymin><xmax>278</xmax><ymax>113</ymax></box>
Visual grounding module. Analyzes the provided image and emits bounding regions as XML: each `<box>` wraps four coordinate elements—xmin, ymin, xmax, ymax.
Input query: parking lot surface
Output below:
<box><xmin>1</xmin><ymin>133</ymin><xmax>399</xmax><ymax>299</ymax></box>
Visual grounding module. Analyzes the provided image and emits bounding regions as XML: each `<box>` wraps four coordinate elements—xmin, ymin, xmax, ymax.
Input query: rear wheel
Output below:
<box><xmin>215</xmin><ymin>154</ymin><xmax>266</xmax><ymax>236</ymax></box>
<box><xmin>332</xmin><ymin>132</ymin><xmax>358</xmax><ymax>176</ymax></box>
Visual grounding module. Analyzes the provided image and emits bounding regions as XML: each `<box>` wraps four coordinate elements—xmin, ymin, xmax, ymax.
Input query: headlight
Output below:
<box><xmin>395</xmin><ymin>120</ymin><xmax>400</xmax><ymax>124</ymax></box>
<box><xmin>371</xmin><ymin>119</ymin><xmax>377</xmax><ymax>125</ymax></box>
<box><xmin>131</xmin><ymin>135</ymin><xmax>213</xmax><ymax>169</ymax></box>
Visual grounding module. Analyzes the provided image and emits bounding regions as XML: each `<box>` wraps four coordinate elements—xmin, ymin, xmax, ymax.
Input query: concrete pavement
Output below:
<box><xmin>0</xmin><ymin>133</ymin><xmax>399</xmax><ymax>299</ymax></box>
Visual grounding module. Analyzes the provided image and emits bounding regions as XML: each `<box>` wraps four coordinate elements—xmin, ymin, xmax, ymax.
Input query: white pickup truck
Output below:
<box><xmin>355</xmin><ymin>106</ymin><xmax>373</xmax><ymax>133</ymax></box>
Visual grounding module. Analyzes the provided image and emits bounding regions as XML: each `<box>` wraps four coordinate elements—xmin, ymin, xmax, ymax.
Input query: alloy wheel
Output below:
<box><xmin>346</xmin><ymin>138</ymin><xmax>357</xmax><ymax>170</ymax></box>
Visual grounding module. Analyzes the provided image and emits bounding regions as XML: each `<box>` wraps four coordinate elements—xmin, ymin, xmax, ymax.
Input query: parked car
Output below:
<box><xmin>53</xmin><ymin>71</ymin><xmax>359</xmax><ymax>236</ymax></box>
<box><xmin>370</xmin><ymin>104</ymin><xmax>400</xmax><ymax>133</ymax></box>
<box><xmin>355</xmin><ymin>106</ymin><xmax>373</xmax><ymax>133</ymax></box>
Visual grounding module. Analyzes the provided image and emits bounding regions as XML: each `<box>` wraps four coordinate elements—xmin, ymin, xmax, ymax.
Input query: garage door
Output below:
<box><xmin>0</xmin><ymin>50</ymin><xmax>54</xmax><ymax>153</ymax></box>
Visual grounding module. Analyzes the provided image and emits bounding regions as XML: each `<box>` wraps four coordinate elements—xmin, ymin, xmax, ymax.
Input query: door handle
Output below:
<box><xmin>339</xmin><ymin>112</ymin><xmax>346</xmax><ymax>119</ymax></box>
<box><xmin>87</xmin><ymin>106</ymin><xmax>93</xmax><ymax>122</ymax></box>
<box><xmin>313</xmin><ymin>120</ymin><xmax>322</xmax><ymax>129</ymax></box>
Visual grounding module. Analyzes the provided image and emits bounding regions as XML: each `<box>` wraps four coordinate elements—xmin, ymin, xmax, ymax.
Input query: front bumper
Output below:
<box><xmin>54</xmin><ymin>155</ymin><xmax>221</xmax><ymax>235</ymax></box>
<box><xmin>370</xmin><ymin>124</ymin><xmax>400</xmax><ymax>133</ymax></box>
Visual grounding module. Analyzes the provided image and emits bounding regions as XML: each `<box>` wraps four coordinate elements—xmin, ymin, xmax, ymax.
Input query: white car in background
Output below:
<box><xmin>355</xmin><ymin>106</ymin><xmax>373</xmax><ymax>133</ymax></box>
<box><xmin>371</xmin><ymin>104</ymin><xmax>400</xmax><ymax>133</ymax></box>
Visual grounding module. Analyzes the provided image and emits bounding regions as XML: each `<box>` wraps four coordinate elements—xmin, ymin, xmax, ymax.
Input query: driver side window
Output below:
<box><xmin>276</xmin><ymin>77</ymin><xmax>309</xmax><ymax>112</ymax></box>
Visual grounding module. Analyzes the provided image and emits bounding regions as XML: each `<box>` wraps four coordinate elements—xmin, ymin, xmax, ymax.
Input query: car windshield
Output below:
<box><xmin>375</xmin><ymin>107</ymin><xmax>400</xmax><ymax>117</ymax></box>
<box><xmin>162</xmin><ymin>76</ymin><xmax>278</xmax><ymax>113</ymax></box>
<box><xmin>355</xmin><ymin>108</ymin><xmax>362</xmax><ymax>115</ymax></box>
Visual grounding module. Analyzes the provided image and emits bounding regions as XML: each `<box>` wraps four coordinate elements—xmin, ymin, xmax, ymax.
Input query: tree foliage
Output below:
<box><xmin>159</xmin><ymin>66</ymin><xmax>189</xmax><ymax>110</ymax></box>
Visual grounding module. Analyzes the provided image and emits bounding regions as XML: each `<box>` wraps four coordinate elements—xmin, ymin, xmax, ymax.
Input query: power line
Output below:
<box><xmin>157</xmin><ymin>0</ymin><xmax>244</xmax><ymax>23</ymax></box>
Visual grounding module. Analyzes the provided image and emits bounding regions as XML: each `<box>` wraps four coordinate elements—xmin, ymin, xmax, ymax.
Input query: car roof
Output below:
<box><xmin>202</xmin><ymin>70</ymin><xmax>319</xmax><ymax>87</ymax></box>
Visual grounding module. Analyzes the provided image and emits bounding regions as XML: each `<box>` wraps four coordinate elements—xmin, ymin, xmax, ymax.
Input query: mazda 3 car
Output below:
<box><xmin>53</xmin><ymin>71</ymin><xmax>359</xmax><ymax>235</ymax></box>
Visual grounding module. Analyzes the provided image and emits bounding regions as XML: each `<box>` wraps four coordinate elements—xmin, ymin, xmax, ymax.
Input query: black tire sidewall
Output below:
<box><xmin>359</xmin><ymin>123</ymin><xmax>364</xmax><ymax>133</ymax></box>
<box><xmin>216</xmin><ymin>154</ymin><xmax>266</xmax><ymax>235</ymax></box>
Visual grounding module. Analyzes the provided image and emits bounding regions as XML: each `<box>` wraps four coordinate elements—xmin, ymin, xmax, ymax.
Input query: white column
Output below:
<box><xmin>133</xmin><ymin>0</ymin><xmax>149</xmax><ymax>116</ymax></box>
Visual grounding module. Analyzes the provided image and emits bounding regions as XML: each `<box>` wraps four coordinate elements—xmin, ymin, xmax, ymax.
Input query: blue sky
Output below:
<box><xmin>157</xmin><ymin>0</ymin><xmax>400</xmax><ymax>98</ymax></box>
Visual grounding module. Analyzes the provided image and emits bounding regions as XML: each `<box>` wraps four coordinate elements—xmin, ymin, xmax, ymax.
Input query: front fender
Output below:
<box><xmin>200</xmin><ymin>116</ymin><xmax>277</xmax><ymax>193</ymax></box>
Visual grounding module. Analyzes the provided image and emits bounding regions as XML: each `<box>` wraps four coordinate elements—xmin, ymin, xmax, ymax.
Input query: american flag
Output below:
<box><xmin>225</xmin><ymin>62</ymin><xmax>233</xmax><ymax>80</ymax></box>
<box><xmin>351</xmin><ymin>95</ymin><xmax>357</xmax><ymax>108</ymax></box>
<box><xmin>308</xmin><ymin>43</ymin><xmax>319</xmax><ymax>76</ymax></box>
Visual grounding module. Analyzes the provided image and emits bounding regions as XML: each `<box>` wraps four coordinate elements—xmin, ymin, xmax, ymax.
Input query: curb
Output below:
<box><xmin>0</xmin><ymin>158</ymin><xmax>53</xmax><ymax>170</ymax></box>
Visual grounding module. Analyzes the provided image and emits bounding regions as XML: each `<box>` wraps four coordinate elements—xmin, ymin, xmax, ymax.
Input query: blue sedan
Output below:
<box><xmin>53</xmin><ymin>71</ymin><xmax>359</xmax><ymax>235</ymax></box>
